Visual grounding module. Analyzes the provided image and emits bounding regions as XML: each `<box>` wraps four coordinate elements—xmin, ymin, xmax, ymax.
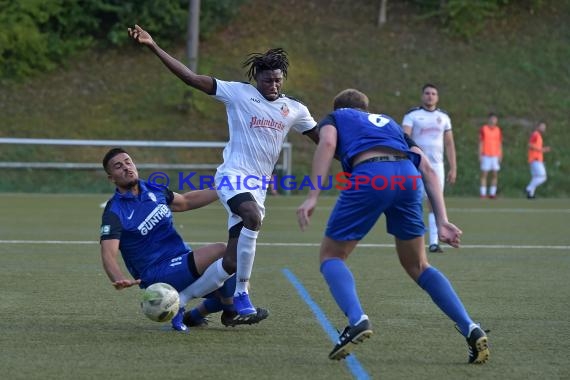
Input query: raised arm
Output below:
<box><xmin>128</xmin><ymin>24</ymin><xmax>215</xmax><ymax>95</ymax></box>
<box><xmin>169</xmin><ymin>189</ymin><xmax>219</xmax><ymax>212</ymax></box>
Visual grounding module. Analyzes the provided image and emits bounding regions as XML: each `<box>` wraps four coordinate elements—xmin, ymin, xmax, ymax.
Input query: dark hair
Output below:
<box><xmin>242</xmin><ymin>48</ymin><xmax>289</xmax><ymax>81</ymax></box>
<box><xmin>333</xmin><ymin>89</ymin><xmax>369</xmax><ymax>111</ymax></box>
<box><xmin>422</xmin><ymin>83</ymin><xmax>438</xmax><ymax>92</ymax></box>
<box><xmin>102</xmin><ymin>147</ymin><xmax>128</xmax><ymax>173</ymax></box>
<box><xmin>488</xmin><ymin>112</ymin><xmax>497</xmax><ymax>118</ymax></box>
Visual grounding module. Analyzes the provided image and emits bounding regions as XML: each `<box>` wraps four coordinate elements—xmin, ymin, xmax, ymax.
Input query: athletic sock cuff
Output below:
<box><xmin>241</xmin><ymin>227</ymin><xmax>259</xmax><ymax>239</ymax></box>
<box><xmin>320</xmin><ymin>257</ymin><xmax>343</xmax><ymax>273</ymax></box>
<box><xmin>417</xmin><ymin>266</ymin><xmax>437</xmax><ymax>288</ymax></box>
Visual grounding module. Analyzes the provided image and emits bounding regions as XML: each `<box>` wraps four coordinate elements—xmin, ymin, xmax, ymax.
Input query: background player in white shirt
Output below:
<box><xmin>128</xmin><ymin>25</ymin><xmax>318</xmax><ymax>318</ymax></box>
<box><xmin>402</xmin><ymin>84</ymin><xmax>457</xmax><ymax>253</ymax></box>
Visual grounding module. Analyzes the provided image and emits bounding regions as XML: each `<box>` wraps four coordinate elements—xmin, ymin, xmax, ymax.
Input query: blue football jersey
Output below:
<box><xmin>318</xmin><ymin>108</ymin><xmax>413</xmax><ymax>172</ymax></box>
<box><xmin>100</xmin><ymin>180</ymin><xmax>188</xmax><ymax>280</ymax></box>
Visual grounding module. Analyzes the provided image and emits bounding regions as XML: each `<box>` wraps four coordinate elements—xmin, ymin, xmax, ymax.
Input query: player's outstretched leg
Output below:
<box><xmin>221</xmin><ymin>307</ymin><xmax>269</xmax><ymax>327</ymax></box>
<box><xmin>171</xmin><ymin>307</ymin><xmax>188</xmax><ymax>332</ymax></box>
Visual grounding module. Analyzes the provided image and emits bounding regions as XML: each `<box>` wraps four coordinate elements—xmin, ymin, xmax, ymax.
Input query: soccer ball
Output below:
<box><xmin>140</xmin><ymin>282</ymin><xmax>180</xmax><ymax>322</ymax></box>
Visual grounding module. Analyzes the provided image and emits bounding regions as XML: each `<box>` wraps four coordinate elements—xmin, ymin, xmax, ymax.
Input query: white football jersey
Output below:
<box><xmin>213</xmin><ymin>79</ymin><xmax>316</xmax><ymax>177</ymax></box>
<box><xmin>402</xmin><ymin>107</ymin><xmax>452</xmax><ymax>165</ymax></box>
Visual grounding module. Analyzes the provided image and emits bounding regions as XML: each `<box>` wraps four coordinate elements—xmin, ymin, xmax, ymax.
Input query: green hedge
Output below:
<box><xmin>0</xmin><ymin>0</ymin><xmax>245</xmax><ymax>80</ymax></box>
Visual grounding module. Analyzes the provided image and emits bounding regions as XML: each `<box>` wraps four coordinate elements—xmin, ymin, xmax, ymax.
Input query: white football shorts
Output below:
<box><xmin>480</xmin><ymin>155</ymin><xmax>501</xmax><ymax>172</ymax></box>
<box><xmin>215</xmin><ymin>171</ymin><xmax>267</xmax><ymax>229</ymax></box>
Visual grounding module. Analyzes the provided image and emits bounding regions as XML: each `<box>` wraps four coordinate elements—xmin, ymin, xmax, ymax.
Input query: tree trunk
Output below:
<box><xmin>377</xmin><ymin>0</ymin><xmax>388</xmax><ymax>27</ymax></box>
<box><xmin>182</xmin><ymin>0</ymin><xmax>201</xmax><ymax>110</ymax></box>
<box><xmin>186</xmin><ymin>0</ymin><xmax>200</xmax><ymax>72</ymax></box>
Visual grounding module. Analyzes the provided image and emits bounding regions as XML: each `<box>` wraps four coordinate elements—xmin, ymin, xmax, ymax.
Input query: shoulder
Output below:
<box><xmin>280</xmin><ymin>93</ymin><xmax>309</xmax><ymax>107</ymax></box>
<box><xmin>403</xmin><ymin>106</ymin><xmax>422</xmax><ymax>116</ymax></box>
<box><xmin>102</xmin><ymin>197</ymin><xmax>116</xmax><ymax>215</ymax></box>
<box><xmin>101</xmin><ymin>197</ymin><xmax>121</xmax><ymax>225</ymax></box>
<box><xmin>142</xmin><ymin>181</ymin><xmax>172</xmax><ymax>201</ymax></box>
<box><xmin>214</xmin><ymin>79</ymin><xmax>253</xmax><ymax>93</ymax></box>
<box><xmin>435</xmin><ymin>108</ymin><xmax>450</xmax><ymax>116</ymax></box>
<box><xmin>530</xmin><ymin>130</ymin><xmax>541</xmax><ymax>139</ymax></box>
<box><xmin>317</xmin><ymin>113</ymin><xmax>337</xmax><ymax>129</ymax></box>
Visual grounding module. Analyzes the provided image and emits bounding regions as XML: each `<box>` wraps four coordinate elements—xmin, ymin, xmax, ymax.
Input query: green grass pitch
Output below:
<box><xmin>1</xmin><ymin>194</ymin><xmax>569</xmax><ymax>379</ymax></box>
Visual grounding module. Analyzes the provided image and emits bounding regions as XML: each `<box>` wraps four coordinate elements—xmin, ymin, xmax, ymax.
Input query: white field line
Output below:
<box><xmin>267</xmin><ymin>206</ymin><xmax>570</xmax><ymax>213</ymax></box>
<box><xmin>1</xmin><ymin>240</ymin><xmax>569</xmax><ymax>250</ymax></box>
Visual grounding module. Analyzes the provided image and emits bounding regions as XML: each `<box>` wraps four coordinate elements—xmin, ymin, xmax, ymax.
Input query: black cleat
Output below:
<box><xmin>182</xmin><ymin>311</ymin><xmax>209</xmax><ymax>327</ymax></box>
<box><xmin>466</xmin><ymin>326</ymin><xmax>490</xmax><ymax>364</ymax></box>
<box><xmin>329</xmin><ymin>318</ymin><xmax>373</xmax><ymax>361</ymax></box>
<box><xmin>221</xmin><ymin>307</ymin><xmax>269</xmax><ymax>327</ymax></box>
<box><xmin>428</xmin><ymin>244</ymin><xmax>444</xmax><ymax>253</ymax></box>
<box><xmin>526</xmin><ymin>190</ymin><xmax>536</xmax><ymax>199</ymax></box>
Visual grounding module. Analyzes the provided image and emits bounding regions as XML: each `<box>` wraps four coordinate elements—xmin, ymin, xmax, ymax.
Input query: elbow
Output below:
<box><xmin>319</xmin><ymin>136</ymin><xmax>336</xmax><ymax>151</ymax></box>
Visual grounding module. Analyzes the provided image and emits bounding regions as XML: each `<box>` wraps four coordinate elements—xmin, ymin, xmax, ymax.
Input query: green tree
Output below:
<box><xmin>0</xmin><ymin>0</ymin><xmax>246</xmax><ymax>80</ymax></box>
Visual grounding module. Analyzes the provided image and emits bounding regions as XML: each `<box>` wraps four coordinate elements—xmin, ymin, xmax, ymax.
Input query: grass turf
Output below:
<box><xmin>1</xmin><ymin>194</ymin><xmax>569</xmax><ymax>379</ymax></box>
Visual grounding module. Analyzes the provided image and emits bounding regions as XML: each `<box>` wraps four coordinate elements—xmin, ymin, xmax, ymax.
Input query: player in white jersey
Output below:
<box><xmin>402</xmin><ymin>84</ymin><xmax>456</xmax><ymax>253</ymax></box>
<box><xmin>128</xmin><ymin>25</ymin><xmax>318</xmax><ymax>323</ymax></box>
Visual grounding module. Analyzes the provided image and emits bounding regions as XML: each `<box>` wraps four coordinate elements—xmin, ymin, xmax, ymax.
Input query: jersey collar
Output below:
<box><xmin>114</xmin><ymin>180</ymin><xmax>146</xmax><ymax>200</ymax></box>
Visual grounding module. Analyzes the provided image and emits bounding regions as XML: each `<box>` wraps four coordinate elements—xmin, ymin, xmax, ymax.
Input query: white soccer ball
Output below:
<box><xmin>140</xmin><ymin>282</ymin><xmax>180</xmax><ymax>322</ymax></box>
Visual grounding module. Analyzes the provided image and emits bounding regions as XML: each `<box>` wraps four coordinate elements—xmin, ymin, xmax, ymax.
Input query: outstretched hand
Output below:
<box><xmin>112</xmin><ymin>279</ymin><xmax>141</xmax><ymax>290</ymax></box>
<box><xmin>127</xmin><ymin>24</ymin><xmax>154</xmax><ymax>46</ymax></box>
<box><xmin>438</xmin><ymin>221</ymin><xmax>462</xmax><ymax>248</ymax></box>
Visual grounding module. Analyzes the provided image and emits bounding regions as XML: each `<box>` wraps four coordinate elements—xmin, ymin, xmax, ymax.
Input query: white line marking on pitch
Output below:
<box><xmin>1</xmin><ymin>240</ymin><xmax>568</xmax><ymax>250</ymax></box>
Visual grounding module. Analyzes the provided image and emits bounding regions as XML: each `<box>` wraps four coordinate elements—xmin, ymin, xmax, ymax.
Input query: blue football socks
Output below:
<box><xmin>321</xmin><ymin>258</ymin><xmax>365</xmax><ymax>326</ymax></box>
<box><xmin>417</xmin><ymin>266</ymin><xmax>474</xmax><ymax>336</ymax></box>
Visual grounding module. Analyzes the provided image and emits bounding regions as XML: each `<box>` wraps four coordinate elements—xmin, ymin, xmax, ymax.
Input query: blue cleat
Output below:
<box><xmin>233</xmin><ymin>292</ymin><xmax>256</xmax><ymax>316</ymax></box>
<box><xmin>171</xmin><ymin>308</ymin><xmax>188</xmax><ymax>332</ymax></box>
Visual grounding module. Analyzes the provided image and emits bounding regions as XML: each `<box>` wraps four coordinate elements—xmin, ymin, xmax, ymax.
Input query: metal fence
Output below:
<box><xmin>0</xmin><ymin>137</ymin><xmax>292</xmax><ymax>175</ymax></box>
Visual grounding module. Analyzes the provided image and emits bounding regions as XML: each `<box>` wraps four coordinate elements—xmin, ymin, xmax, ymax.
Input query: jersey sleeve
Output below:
<box><xmin>100</xmin><ymin>207</ymin><xmax>122</xmax><ymax>241</ymax></box>
<box><xmin>212</xmin><ymin>79</ymin><xmax>243</xmax><ymax>104</ymax></box>
<box><xmin>162</xmin><ymin>187</ymin><xmax>174</xmax><ymax>206</ymax></box>
<box><xmin>404</xmin><ymin>133</ymin><xmax>419</xmax><ymax>149</ymax></box>
<box><xmin>317</xmin><ymin>114</ymin><xmax>337</xmax><ymax>130</ymax></box>
<box><xmin>444</xmin><ymin>114</ymin><xmax>452</xmax><ymax>131</ymax></box>
<box><xmin>402</xmin><ymin>112</ymin><xmax>414</xmax><ymax>128</ymax></box>
<box><xmin>291</xmin><ymin>103</ymin><xmax>317</xmax><ymax>134</ymax></box>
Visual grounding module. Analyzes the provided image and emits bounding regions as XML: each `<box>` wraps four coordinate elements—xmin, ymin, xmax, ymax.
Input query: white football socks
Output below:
<box><xmin>178</xmin><ymin>258</ymin><xmax>232</xmax><ymax>307</ymax></box>
<box><xmin>234</xmin><ymin>227</ymin><xmax>259</xmax><ymax>295</ymax></box>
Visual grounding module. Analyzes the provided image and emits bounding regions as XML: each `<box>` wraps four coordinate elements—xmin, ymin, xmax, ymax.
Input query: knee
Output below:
<box><xmin>214</xmin><ymin>242</ymin><xmax>227</xmax><ymax>255</ymax></box>
<box><xmin>222</xmin><ymin>255</ymin><xmax>236</xmax><ymax>274</ymax></box>
<box><xmin>239</xmin><ymin>207</ymin><xmax>262</xmax><ymax>230</ymax></box>
<box><xmin>319</xmin><ymin>239</ymin><xmax>351</xmax><ymax>263</ymax></box>
<box><xmin>402</xmin><ymin>261</ymin><xmax>430</xmax><ymax>282</ymax></box>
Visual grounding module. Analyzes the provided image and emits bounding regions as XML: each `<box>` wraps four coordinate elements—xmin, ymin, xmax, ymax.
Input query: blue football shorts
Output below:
<box><xmin>326</xmin><ymin>160</ymin><xmax>426</xmax><ymax>241</ymax></box>
<box><xmin>141</xmin><ymin>251</ymin><xmax>198</xmax><ymax>292</ymax></box>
